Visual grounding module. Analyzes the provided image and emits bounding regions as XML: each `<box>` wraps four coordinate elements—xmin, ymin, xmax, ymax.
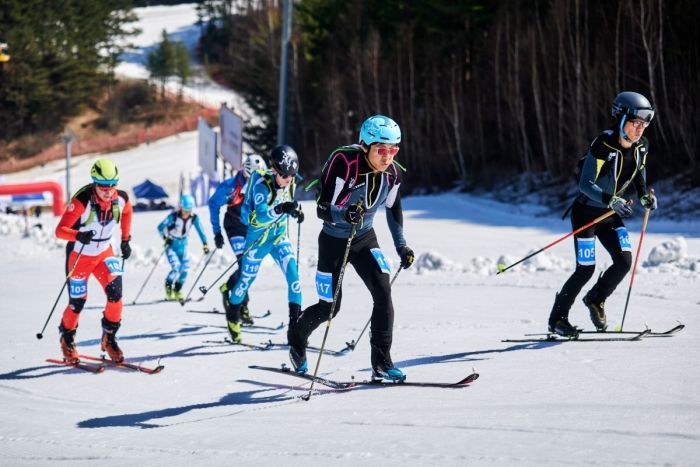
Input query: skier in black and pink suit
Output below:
<box><xmin>287</xmin><ymin>115</ymin><xmax>415</xmax><ymax>382</ymax></box>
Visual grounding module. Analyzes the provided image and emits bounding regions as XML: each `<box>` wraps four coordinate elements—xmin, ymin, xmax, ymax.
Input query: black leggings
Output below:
<box><xmin>551</xmin><ymin>202</ymin><xmax>632</xmax><ymax>321</ymax></box>
<box><xmin>293</xmin><ymin>229</ymin><xmax>394</xmax><ymax>368</ymax></box>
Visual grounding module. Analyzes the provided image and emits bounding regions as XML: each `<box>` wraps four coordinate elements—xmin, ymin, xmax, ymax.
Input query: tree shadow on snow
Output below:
<box><xmin>389</xmin><ymin>341</ymin><xmax>561</xmax><ymax>370</ymax></box>
<box><xmin>78</xmin><ymin>325</ymin><xmax>221</xmax><ymax>347</ymax></box>
<box><xmin>78</xmin><ymin>386</ymin><xmax>296</xmax><ymax>429</ymax></box>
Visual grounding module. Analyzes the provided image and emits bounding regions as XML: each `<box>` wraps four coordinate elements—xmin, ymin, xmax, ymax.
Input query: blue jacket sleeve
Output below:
<box><xmin>157</xmin><ymin>213</ymin><xmax>174</xmax><ymax>238</ymax></box>
<box><xmin>208</xmin><ymin>178</ymin><xmax>233</xmax><ymax>234</ymax></box>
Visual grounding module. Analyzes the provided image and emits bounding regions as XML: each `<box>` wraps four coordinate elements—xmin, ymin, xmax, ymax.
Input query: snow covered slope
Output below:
<box><xmin>0</xmin><ymin>129</ymin><xmax>698</xmax><ymax>465</ymax></box>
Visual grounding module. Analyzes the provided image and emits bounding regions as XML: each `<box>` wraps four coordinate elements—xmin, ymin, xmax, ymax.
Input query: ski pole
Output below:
<box><xmin>197</xmin><ymin>220</ymin><xmax>278</xmax><ymax>298</ymax></box>
<box><xmin>302</xmin><ymin>223</ymin><xmax>358</xmax><ymax>402</ymax></box>
<box><xmin>182</xmin><ymin>248</ymin><xmax>218</xmax><ymax>304</ymax></box>
<box><xmin>36</xmin><ymin>242</ymin><xmax>87</xmax><ymax>340</ymax></box>
<box><xmin>130</xmin><ymin>244</ymin><xmax>167</xmax><ymax>305</ymax></box>
<box><xmin>344</xmin><ymin>267</ymin><xmax>402</xmax><ymax>352</ymax></box>
<box><xmin>296</xmin><ymin>216</ymin><xmax>302</xmax><ymax>267</ymax></box>
<box><xmin>190</xmin><ymin>247</ymin><xmax>207</xmax><ymax>275</ymax></box>
<box><xmin>618</xmin><ymin>203</ymin><xmax>652</xmax><ymax>331</ymax></box>
<box><xmin>497</xmin><ymin>207</ymin><xmax>624</xmax><ymax>274</ymax></box>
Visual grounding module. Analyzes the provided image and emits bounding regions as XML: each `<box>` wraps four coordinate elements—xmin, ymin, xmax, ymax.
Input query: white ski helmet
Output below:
<box><xmin>242</xmin><ymin>154</ymin><xmax>267</xmax><ymax>177</ymax></box>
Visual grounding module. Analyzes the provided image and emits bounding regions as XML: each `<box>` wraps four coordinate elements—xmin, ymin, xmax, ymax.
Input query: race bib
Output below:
<box><xmin>68</xmin><ymin>278</ymin><xmax>88</xmax><ymax>298</ymax></box>
<box><xmin>616</xmin><ymin>227</ymin><xmax>632</xmax><ymax>252</ymax></box>
<box><xmin>575</xmin><ymin>237</ymin><xmax>596</xmax><ymax>266</ymax></box>
<box><xmin>105</xmin><ymin>256</ymin><xmax>123</xmax><ymax>276</ymax></box>
<box><xmin>230</xmin><ymin>236</ymin><xmax>246</xmax><ymax>255</ymax></box>
<box><xmin>315</xmin><ymin>271</ymin><xmax>333</xmax><ymax>302</ymax></box>
<box><xmin>370</xmin><ymin>248</ymin><xmax>391</xmax><ymax>275</ymax></box>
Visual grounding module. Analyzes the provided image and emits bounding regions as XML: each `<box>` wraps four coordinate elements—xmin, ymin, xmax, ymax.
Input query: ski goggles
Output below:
<box><xmin>376</xmin><ymin>146</ymin><xmax>399</xmax><ymax>156</ymax></box>
<box><xmin>631</xmin><ymin>108</ymin><xmax>655</xmax><ymax>123</ymax></box>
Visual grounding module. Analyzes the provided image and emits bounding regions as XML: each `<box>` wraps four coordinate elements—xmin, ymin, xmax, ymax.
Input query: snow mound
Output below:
<box><xmin>646</xmin><ymin>237</ymin><xmax>688</xmax><ymax>266</ymax></box>
<box><xmin>414</xmin><ymin>251</ymin><xmax>462</xmax><ymax>273</ymax></box>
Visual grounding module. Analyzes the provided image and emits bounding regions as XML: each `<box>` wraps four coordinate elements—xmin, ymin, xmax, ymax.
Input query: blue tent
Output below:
<box><xmin>132</xmin><ymin>179</ymin><xmax>169</xmax><ymax>200</ymax></box>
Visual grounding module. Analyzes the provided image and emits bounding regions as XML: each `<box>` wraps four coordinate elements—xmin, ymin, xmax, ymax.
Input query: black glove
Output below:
<box><xmin>75</xmin><ymin>230</ymin><xmax>95</xmax><ymax>245</ymax></box>
<box><xmin>163</xmin><ymin>236</ymin><xmax>173</xmax><ymax>246</ymax></box>
<box><xmin>344</xmin><ymin>203</ymin><xmax>366</xmax><ymax>225</ymax></box>
<box><xmin>214</xmin><ymin>232</ymin><xmax>224</xmax><ymax>249</ymax></box>
<box><xmin>398</xmin><ymin>246</ymin><xmax>415</xmax><ymax>269</ymax></box>
<box><xmin>609</xmin><ymin>196</ymin><xmax>633</xmax><ymax>218</ymax></box>
<box><xmin>203</xmin><ymin>244</ymin><xmax>210</xmax><ymax>255</ymax></box>
<box><xmin>640</xmin><ymin>193</ymin><xmax>657</xmax><ymax>210</ymax></box>
<box><xmin>120</xmin><ymin>239</ymin><xmax>131</xmax><ymax>260</ymax></box>
<box><xmin>295</xmin><ymin>208</ymin><xmax>305</xmax><ymax>223</ymax></box>
<box><xmin>274</xmin><ymin>201</ymin><xmax>299</xmax><ymax>215</ymax></box>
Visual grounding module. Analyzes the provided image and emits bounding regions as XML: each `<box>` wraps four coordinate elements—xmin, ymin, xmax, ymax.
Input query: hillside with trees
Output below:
<box><xmin>199</xmin><ymin>0</ymin><xmax>699</xmax><ymax>191</ymax></box>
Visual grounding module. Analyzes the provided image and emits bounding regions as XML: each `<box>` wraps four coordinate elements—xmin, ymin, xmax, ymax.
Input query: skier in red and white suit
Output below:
<box><xmin>54</xmin><ymin>158</ymin><xmax>133</xmax><ymax>363</ymax></box>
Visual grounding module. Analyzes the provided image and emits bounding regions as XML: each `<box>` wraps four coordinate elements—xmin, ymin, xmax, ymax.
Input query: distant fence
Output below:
<box><xmin>0</xmin><ymin>108</ymin><xmax>219</xmax><ymax>173</ymax></box>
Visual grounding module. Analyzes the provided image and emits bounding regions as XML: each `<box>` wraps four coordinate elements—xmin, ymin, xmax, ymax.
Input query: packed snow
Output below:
<box><xmin>1</xmin><ymin>3</ymin><xmax>699</xmax><ymax>467</ymax></box>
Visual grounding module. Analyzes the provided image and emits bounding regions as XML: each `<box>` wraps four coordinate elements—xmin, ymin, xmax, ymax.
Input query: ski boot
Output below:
<box><xmin>227</xmin><ymin>320</ymin><xmax>242</xmax><ymax>344</ymax></box>
<box><xmin>372</xmin><ymin>363</ymin><xmax>406</xmax><ymax>383</ymax></box>
<box><xmin>165</xmin><ymin>282</ymin><xmax>176</xmax><ymax>301</ymax></box>
<box><xmin>173</xmin><ymin>283</ymin><xmax>184</xmax><ymax>302</ymax></box>
<box><xmin>288</xmin><ymin>344</ymin><xmax>308</xmax><ymax>374</ymax></box>
<box><xmin>240</xmin><ymin>305</ymin><xmax>254</xmax><ymax>326</ymax></box>
<box><xmin>59</xmin><ymin>324</ymin><xmax>79</xmax><ymax>363</ymax></box>
<box><xmin>220</xmin><ymin>283</ymin><xmax>230</xmax><ymax>313</ymax></box>
<box><xmin>287</xmin><ymin>312</ymin><xmax>308</xmax><ymax>374</ymax></box>
<box><xmin>548</xmin><ymin>318</ymin><xmax>580</xmax><ymax>338</ymax></box>
<box><xmin>100</xmin><ymin>317</ymin><xmax>124</xmax><ymax>362</ymax></box>
<box><xmin>582</xmin><ymin>292</ymin><xmax>607</xmax><ymax>331</ymax></box>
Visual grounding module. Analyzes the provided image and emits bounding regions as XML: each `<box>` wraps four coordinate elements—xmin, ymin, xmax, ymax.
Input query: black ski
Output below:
<box><xmin>579</xmin><ymin>323</ymin><xmax>684</xmax><ymax>337</ymax></box>
<box><xmin>78</xmin><ymin>354</ymin><xmax>164</xmax><ymax>374</ymax></box>
<box><xmin>46</xmin><ymin>358</ymin><xmax>105</xmax><ymax>374</ymax></box>
<box><xmin>249</xmin><ymin>365</ymin><xmax>479</xmax><ymax>389</ymax></box>
<box><xmin>244</xmin><ymin>322</ymin><xmax>285</xmax><ymax>331</ymax></box>
<box><xmin>266</xmin><ymin>341</ymin><xmax>350</xmax><ymax>356</ymax></box>
<box><xmin>187</xmin><ymin>308</ymin><xmax>272</xmax><ymax>319</ymax></box>
<box><xmin>203</xmin><ymin>339</ymin><xmax>275</xmax><ymax>351</ymax></box>
<box><xmin>503</xmin><ymin>329</ymin><xmax>650</xmax><ymax>343</ymax></box>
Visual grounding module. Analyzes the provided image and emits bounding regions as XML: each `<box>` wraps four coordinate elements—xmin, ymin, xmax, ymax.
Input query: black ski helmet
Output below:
<box><xmin>611</xmin><ymin>91</ymin><xmax>655</xmax><ymax>123</ymax></box>
<box><xmin>270</xmin><ymin>145</ymin><xmax>299</xmax><ymax>177</ymax></box>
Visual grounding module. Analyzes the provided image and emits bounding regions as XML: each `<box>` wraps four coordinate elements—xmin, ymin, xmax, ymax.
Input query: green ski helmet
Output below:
<box><xmin>91</xmin><ymin>158</ymin><xmax>119</xmax><ymax>186</ymax></box>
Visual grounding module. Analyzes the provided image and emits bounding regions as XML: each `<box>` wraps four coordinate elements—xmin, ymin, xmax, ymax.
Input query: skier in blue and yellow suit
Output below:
<box><xmin>157</xmin><ymin>194</ymin><xmax>209</xmax><ymax>301</ymax></box>
<box><xmin>225</xmin><ymin>145</ymin><xmax>304</xmax><ymax>343</ymax></box>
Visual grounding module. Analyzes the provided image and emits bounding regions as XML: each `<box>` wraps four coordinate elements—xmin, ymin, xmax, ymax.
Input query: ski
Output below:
<box><xmin>85</xmin><ymin>299</ymin><xmax>172</xmax><ymax>310</ymax></box>
<box><xmin>266</xmin><ymin>341</ymin><xmax>350</xmax><ymax>357</ymax></box>
<box><xmin>244</xmin><ymin>322</ymin><xmax>285</xmax><ymax>331</ymax></box>
<box><xmin>503</xmin><ymin>329</ymin><xmax>650</xmax><ymax>343</ymax></box>
<box><xmin>186</xmin><ymin>308</ymin><xmax>273</xmax><ymax>320</ymax></box>
<box><xmin>202</xmin><ymin>338</ymin><xmax>275</xmax><ymax>351</ymax></box>
<box><xmin>78</xmin><ymin>354</ymin><xmax>164</xmax><ymax>374</ymax></box>
<box><xmin>580</xmin><ymin>323</ymin><xmax>685</xmax><ymax>337</ymax></box>
<box><xmin>249</xmin><ymin>365</ymin><xmax>479</xmax><ymax>389</ymax></box>
<box><xmin>46</xmin><ymin>358</ymin><xmax>105</xmax><ymax>374</ymax></box>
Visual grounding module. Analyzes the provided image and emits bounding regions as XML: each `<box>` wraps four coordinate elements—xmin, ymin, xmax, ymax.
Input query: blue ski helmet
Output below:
<box><xmin>359</xmin><ymin>115</ymin><xmax>401</xmax><ymax>146</ymax></box>
<box><xmin>180</xmin><ymin>194</ymin><xmax>195</xmax><ymax>212</ymax></box>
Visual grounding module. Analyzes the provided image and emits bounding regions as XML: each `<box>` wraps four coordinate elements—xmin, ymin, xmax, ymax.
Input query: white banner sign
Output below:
<box><xmin>219</xmin><ymin>105</ymin><xmax>243</xmax><ymax>171</ymax></box>
<box><xmin>197</xmin><ymin>117</ymin><xmax>218</xmax><ymax>180</ymax></box>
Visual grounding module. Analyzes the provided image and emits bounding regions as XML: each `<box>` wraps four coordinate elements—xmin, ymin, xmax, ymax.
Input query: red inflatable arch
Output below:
<box><xmin>0</xmin><ymin>181</ymin><xmax>65</xmax><ymax>215</ymax></box>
